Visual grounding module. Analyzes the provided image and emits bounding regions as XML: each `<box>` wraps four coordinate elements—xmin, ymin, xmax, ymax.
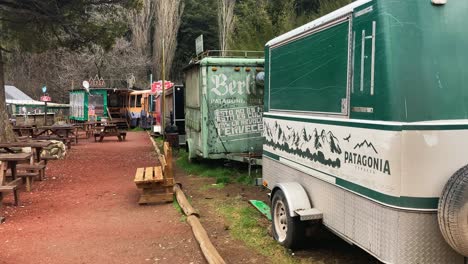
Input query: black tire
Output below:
<box><xmin>437</xmin><ymin>165</ymin><xmax>468</xmax><ymax>256</ymax></box>
<box><xmin>271</xmin><ymin>189</ymin><xmax>305</xmax><ymax>249</ymax></box>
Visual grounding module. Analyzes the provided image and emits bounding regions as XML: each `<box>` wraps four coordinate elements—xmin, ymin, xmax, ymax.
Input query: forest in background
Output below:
<box><xmin>4</xmin><ymin>0</ymin><xmax>351</xmax><ymax>102</ymax></box>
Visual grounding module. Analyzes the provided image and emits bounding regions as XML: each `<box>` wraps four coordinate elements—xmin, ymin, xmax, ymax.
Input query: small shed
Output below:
<box><xmin>5</xmin><ymin>85</ymin><xmax>69</xmax><ymax>125</ymax></box>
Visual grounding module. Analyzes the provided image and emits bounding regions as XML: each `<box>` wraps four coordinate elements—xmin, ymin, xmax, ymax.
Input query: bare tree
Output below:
<box><xmin>218</xmin><ymin>0</ymin><xmax>236</xmax><ymax>54</ymax></box>
<box><xmin>5</xmin><ymin>38</ymin><xmax>151</xmax><ymax>103</ymax></box>
<box><xmin>152</xmin><ymin>0</ymin><xmax>185</xmax><ymax>80</ymax></box>
<box><xmin>130</xmin><ymin>0</ymin><xmax>154</xmax><ymax>55</ymax></box>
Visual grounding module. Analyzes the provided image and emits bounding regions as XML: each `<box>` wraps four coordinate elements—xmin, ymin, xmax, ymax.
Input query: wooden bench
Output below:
<box><xmin>0</xmin><ymin>162</ymin><xmax>21</xmax><ymax>206</ymax></box>
<box><xmin>8</xmin><ymin>172</ymin><xmax>38</xmax><ymax>192</ymax></box>
<box><xmin>94</xmin><ymin>131</ymin><xmax>126</xmax><ymax>142</ymax></box>
<box><xmin>134</xmin><ymin>142</ymin><xmax>174</xmax><ymax>204</ymax></box>
<box><xmin>4</xmin><ymin>153</ymin><xmax>47</xmax><ymax>192</ymax></box>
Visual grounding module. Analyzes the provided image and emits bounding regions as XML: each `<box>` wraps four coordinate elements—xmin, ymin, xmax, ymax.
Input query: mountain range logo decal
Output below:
<box><xmin>346</xmin><ymin>139</ymin><xmax>391</xmax><ymax>175</ymax></box>
<box><xmin>353</xmin><ymin>140</ymin><xmax>378</xmax><ymax>154</ymax></box>
<box><xmin>264</xmin><ymin>122</ymin><xmax>342</xmax><ymax>168</ymax></box>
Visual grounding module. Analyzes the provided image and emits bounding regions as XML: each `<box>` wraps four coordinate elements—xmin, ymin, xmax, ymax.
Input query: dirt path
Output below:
<box><xmin>0</xmin><ymin>132</ymin><xmax>204</xmax><ymax>264</ymax></box>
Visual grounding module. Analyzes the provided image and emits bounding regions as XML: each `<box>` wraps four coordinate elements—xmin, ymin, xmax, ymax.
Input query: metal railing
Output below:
<box><xmin>192</xmin><ymin>50</ymin><xmax>264</xmax><ymax>62</ymax></box>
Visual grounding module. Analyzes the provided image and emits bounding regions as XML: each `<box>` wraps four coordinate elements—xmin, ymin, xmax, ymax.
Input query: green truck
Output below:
<box><xmin>263</xmin><ymin>0</ymin><xmax>468</xmax><ymax>263</ymax></box>
<box><xmin>184</xmin><ymin>54</ymin><xmax>264</xmax><ymax>164</ymax></box>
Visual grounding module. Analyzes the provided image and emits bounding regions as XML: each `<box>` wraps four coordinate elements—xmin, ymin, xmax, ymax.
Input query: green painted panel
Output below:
<box><xmin>349</xmin><ymin>0</ymin><xmax>468</xmax><ymax>122</ymax></box>
<box><xmin>350</xmin><ymin>2</ymin><xmax>380</xmax><ymax>120</ymax></box>
<box><xmin>269</xmin><ymin>20</ymin><xmax>350</xmax><ymax>113</ymax></box>
<box><xmin>264</xmin><ymin>45</ymin><xmax>270</xmax><ymax>113</ymax></box>
<box><xmin>380</xmin><ymin>0</ymin><xmax>468</xmax><ymax>122</ymax></box>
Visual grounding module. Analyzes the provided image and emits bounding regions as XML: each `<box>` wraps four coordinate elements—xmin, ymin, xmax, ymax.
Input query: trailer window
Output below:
<box><xmin>136</xmin><ymin>95</ymin><xmax>142</xmax><ymax>107</ymax></box>
<box><xmin>269</xmin><ymin>20</ymin><xmax>350</xmax><ymax>114</ymax></box>
<box><xmin>130</xmin><ymin>95</ymin><xmax>136</xmax><ymax>107</ymax></box>
<box><xmin>185</xmin><ymin>67</ymin><xmax>200</xmax><ymax>108</ymax></box>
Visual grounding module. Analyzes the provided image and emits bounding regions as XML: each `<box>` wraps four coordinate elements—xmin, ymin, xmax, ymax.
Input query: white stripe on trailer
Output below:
<box><xmin>266</xmin><ymin>0</ymin><xmax>372</xmax><ymax>47</ymax></box>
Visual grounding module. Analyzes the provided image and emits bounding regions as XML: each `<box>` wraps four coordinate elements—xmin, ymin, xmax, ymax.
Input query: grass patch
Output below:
<box><xmin>172</xmin><ymin>199</ymin><xmax>187</xmax><ymax>222</ymax></box>
<box><xmin>218</xmin><ymin>200</ymin><xmax>300</xmax><ymax>264</ymax></box>
<box><xmin>199</xmin><ymin>183</ymin><xmax>226</xmax><ymax>191</ymax></box>
<box><xmin>176</xmin><ymin>149</ymin><xmax>260</xmax><ymax>186</ymax></box>
<box><xmin>131</xmin><ymin>127</ymin><xmax>146</xmax><ymax>132</ymax></box>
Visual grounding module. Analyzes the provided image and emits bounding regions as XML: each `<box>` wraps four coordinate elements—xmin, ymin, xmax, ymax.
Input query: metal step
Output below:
<box><xmin>295</xmin><ymin>208</ymin><xmax>323</xmax><ymax>221</ymax></box>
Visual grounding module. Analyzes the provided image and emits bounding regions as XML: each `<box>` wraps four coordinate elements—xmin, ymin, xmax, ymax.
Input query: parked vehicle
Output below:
<box><xmin>184</xmin><ymin>51</ymin><xmax>264</xmax><ymax>164</ymax></box>
<box><xmin>69</xmin><ymin>88</ymin><xmax>130</xmax><ymax>129</ymax></box>
<box><xmin>262</xmin><ymin>0</ymin><xmax>468</xmax><ymax>263</ymax></box>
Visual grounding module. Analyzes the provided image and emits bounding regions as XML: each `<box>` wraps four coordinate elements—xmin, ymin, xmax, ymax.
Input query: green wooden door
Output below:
<box><xmin>351</xmin><ymin>5</ymin><xmax>378</xmax><ymax>119</ymax></box>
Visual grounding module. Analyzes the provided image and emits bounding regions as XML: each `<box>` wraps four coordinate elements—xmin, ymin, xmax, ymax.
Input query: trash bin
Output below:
<box><xmin>165</xmin><ymin>124</ymin><xmax>179</xmax><ymax>148</ymax></box>
<box><xmin>165</xmin><ymin>133</ymin><xmax>179</xmax><ymax>148</ymax></box>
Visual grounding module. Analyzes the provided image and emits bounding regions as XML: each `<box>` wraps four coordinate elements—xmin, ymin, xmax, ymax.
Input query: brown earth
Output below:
<box><xmin>0</xmin><ymin>132</ymin><xmax>205</xmax><ymax>264</ymax></box>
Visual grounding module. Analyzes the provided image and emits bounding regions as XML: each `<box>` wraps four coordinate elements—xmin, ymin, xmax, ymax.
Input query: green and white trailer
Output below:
<box><xmin>184</xmin><ymin>56</ymin><xmax>264</xmax><ymax>163</ymax></box>
<box><xmin>263</xmin><ymin>0</ymin><xmax>468</xmax><ymax>263</ymax></box>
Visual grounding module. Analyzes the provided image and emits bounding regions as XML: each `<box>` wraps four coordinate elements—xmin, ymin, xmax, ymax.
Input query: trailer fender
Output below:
<box><xmin>437</xmin><ymin>165</ymin><xmax>468</xmax><ymax>256</ymax></box>
<box><xmin>271</xmin><ymin>182</ymin><xmax>312</xmax><ymax>217</ymax></box>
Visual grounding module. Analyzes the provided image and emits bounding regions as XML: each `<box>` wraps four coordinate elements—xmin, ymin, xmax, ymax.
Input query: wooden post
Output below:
<box><xmin>164</xmin><ymin>142</ymin><xmax>173</xmax><ymax>179</ymax></box>
<box><xmin>161</xmin><ymin>38</ymin><xmax>166</xmax><ymax>136</ymax></box>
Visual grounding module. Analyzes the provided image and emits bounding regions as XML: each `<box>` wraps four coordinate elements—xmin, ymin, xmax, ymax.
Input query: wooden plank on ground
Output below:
<box><xmin>0</xmin><ymin>161</ymin><xmax>5</xmax><ymax>186</ymax></box>
<box><xmin>134</xmin><ymin>168</ymin><xmax>145</xmax><ymax>183</ymax></box>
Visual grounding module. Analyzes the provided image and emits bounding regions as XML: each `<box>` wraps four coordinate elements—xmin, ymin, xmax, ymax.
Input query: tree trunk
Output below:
<box><xmin>218</xmin><ymin>0</ymin><xmax>236</xmax><ymax>55</ymax></box>
<box><xmin>0</xmin><ymin>50</ymin><xmax>17</xmax><ymax>143</ymax></box>
<box><xmin>152</xmin><ymin>0</ymin><xmax>185</xmax><ymax>80</ymax></box>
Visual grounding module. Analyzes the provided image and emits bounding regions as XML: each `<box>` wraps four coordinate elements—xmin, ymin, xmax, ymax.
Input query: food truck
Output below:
<box><xmin>262</xmin><ymin>0</ymin><xmax>468</xmax><ymax>263</ymax></box>
<box><xmin>184</xmin><ymin>53</ymin><xmax>264</xmax><ymax>163</ymax></box>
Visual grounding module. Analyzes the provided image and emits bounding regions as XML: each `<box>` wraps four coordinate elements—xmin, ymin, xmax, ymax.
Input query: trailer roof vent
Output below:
<box><xmin>431</xmin><ymin>0</ymin><xmax>447</xmax><ymax>5</ymax></box>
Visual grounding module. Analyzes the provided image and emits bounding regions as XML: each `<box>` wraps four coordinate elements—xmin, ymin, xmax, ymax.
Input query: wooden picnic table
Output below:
<box><xmin>0</xmin><ymin>141</ymin><xmax>53</xmax><ymax>162</ymax></box>
<box><xmin>94</xmin><ymin>125</ymin><xmax>125</xmax><ymax>142</ymax></box>
<box><xmin>34</xmin><ymin>126</ymin><xmax>77</xmax><ymax>148</ymax></box>
<box><xmin>34</xmin><ymin>125</ymin><xmax>75</xmax><ymax>138</ymax></box>
<box><xmin>13</xmin><ymin>126</ymin><xmax>35</xmax><ymax>137</ymax></box>
<box><xmin>0</xmin><ymin>153</ymin><xmax>32</xmax><ymax>180</ymax></box>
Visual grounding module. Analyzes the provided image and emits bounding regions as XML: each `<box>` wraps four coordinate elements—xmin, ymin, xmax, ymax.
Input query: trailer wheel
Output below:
<box><xmin>272</xmin><ymin>189</ymin><xmax>305</xmax><ymax>249</ymax></box>
<box><xmin>438</xmin><ymin>165</ymin><xmax>468</xmax><ymax>256</ymax></box>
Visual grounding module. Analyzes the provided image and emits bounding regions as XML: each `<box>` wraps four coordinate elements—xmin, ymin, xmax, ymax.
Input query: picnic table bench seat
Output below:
<box><xmin>0</xmin><ymin>178</ymin><xmax>21</xmax><ymax>206</ymax></box>
<box><xmin>5</xmin><ymin>170</ymin><xmax>40</xmax><ymax>192</ymax></box>
<box><xmin>17</xmin><ymin>163</ymin><xmax>46</xmax><ymax>180</ymax></box>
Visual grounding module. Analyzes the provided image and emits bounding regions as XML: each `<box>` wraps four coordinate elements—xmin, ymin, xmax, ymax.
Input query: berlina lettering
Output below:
<box><xmin>210</xmin><ymin>73</ymin><xmax>261</xmax><ymax>96</ymax></box>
